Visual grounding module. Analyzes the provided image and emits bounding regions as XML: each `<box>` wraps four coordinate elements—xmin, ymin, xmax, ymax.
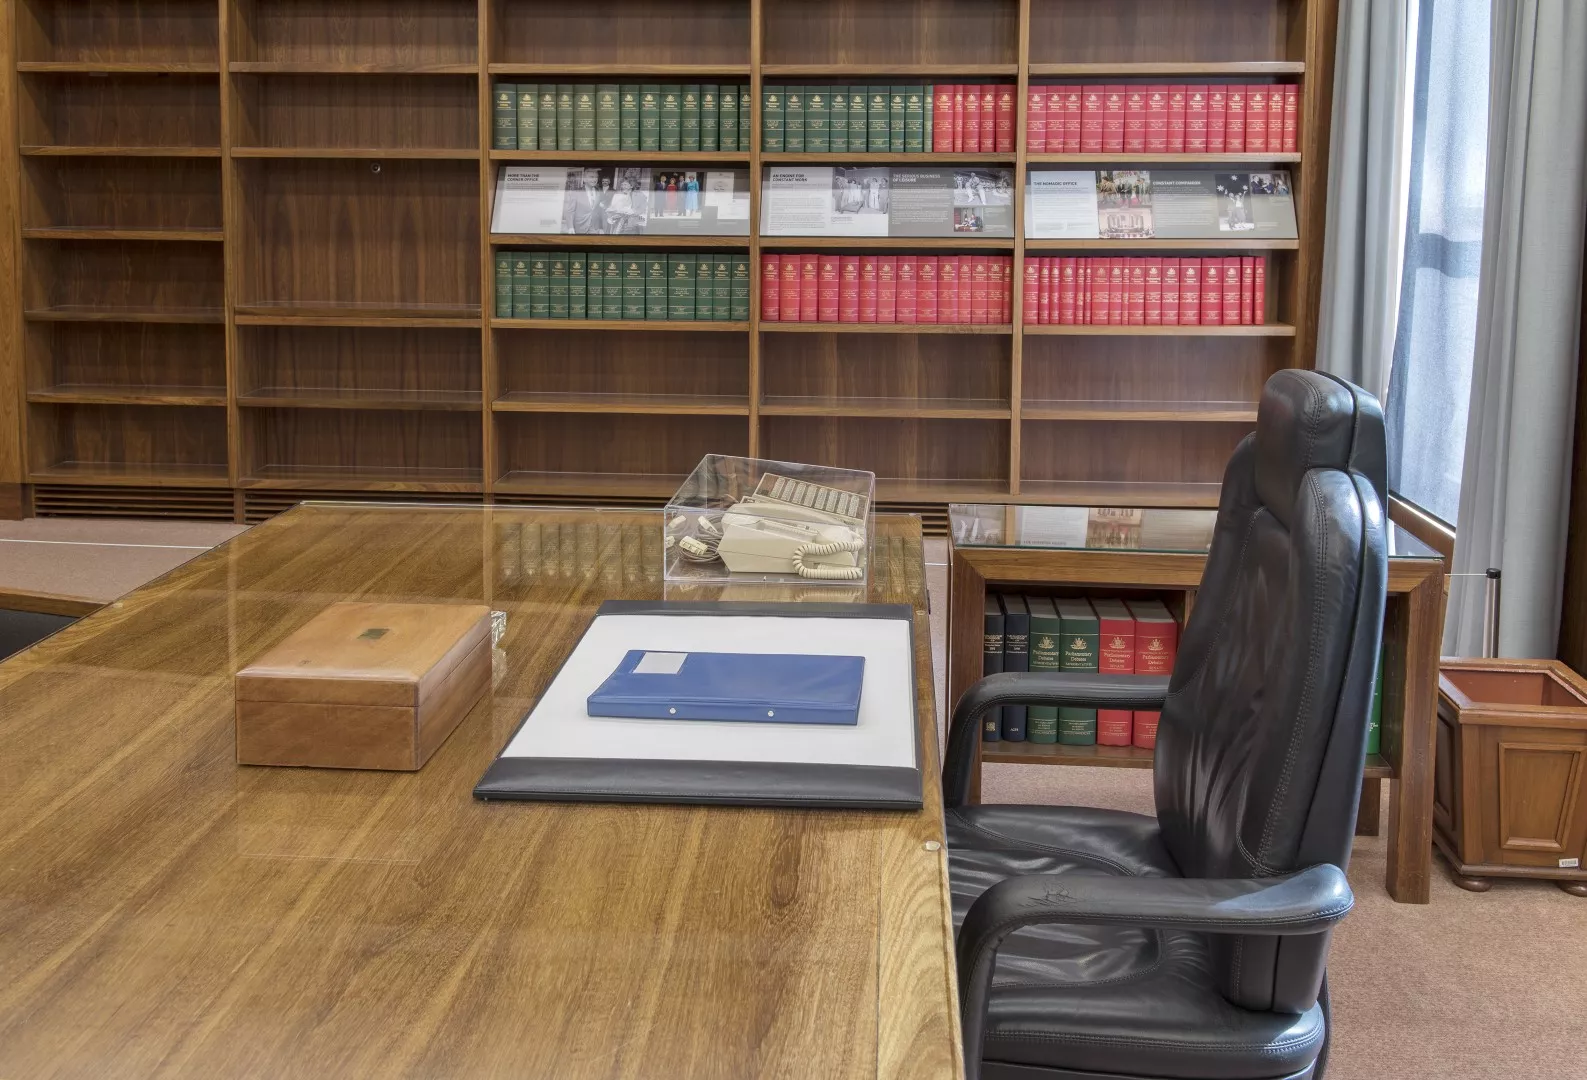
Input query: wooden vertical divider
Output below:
<box><xmin>1009</xmin><ymin>0</ymin><xmax>1031</xmax><ymax>495</ymax></box>
<box><xmin>746</xmin><ymin>0</ymin><xmax>764</xmax><ymax>458</ymax></box>
<box><xmin>1</xmin><ymin>0</ymin><xmax>24</xmax><ymax>510</ymax></box>
<box><xmin>220</xmin><ymin>0</ymin><xmax>241</xmax><ymax>495</ymax></box>
<box><xmin>477</xmin><ymin>0</ymin><xmax>494</xmax><ymax>495</ymax></box>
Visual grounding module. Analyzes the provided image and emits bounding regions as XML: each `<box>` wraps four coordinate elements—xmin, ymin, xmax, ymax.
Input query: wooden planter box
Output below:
<box><xmin>1433</xmin><ymin>658</ymin><xmax>1587</xmax><ymax>895</ymax></box>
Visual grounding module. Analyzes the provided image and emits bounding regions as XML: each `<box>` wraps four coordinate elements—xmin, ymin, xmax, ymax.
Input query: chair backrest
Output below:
<box><xmin>1153</xmin><ymin>369</ymin><xmax>1387</xmax><ymax>1014</ymax></box>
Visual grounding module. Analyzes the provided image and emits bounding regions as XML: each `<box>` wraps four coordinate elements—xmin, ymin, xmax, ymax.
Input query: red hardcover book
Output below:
<box><xmin>958</xmin><ymin>255</ymin><xmax>975</xmax><ymax>324</ymax></box>
<box><xmin>1200</xmin><ymin>256</ymin><xmax>1222</xmax><ymax>325</ymax></box>
<box><xmin>1167</xmin><ymin>84</ymin><xmax>1187</xmax><ymax>153</ymax></box>
<box><xmin>1282</xmin><ymin>84</ymin><xmax>1299</xmax><ymax>153</ymax></box>
<box><xmin>1268</xmin><ymin>84</ymin><xmax>1284</xmax><ymax>154</ymax></box>
<box><xmin>980</xmin><ymin>86</ymin><xmax>998</xmax><ymax>154</ymax></box>
<box><xmin>917</xmin><ymin>256</ymin><xmax>938</xmax><ymax>323</ymax></box>
<box><xmin>1161</xmin><ymin>258</ymin><xmax>1180</xmax><ymax>325</ymax></box>
<box><xmin>989</xmin><ymin>257</ymin><xmax>1005</xmax><ymax>322</ymax></box>
<box><xmin>963</xmin><ymin>84</ymin><xmax>981</xmax><ymax>152</ymax></box>
<box><xmin>1096</xmin><ymin>712</ymin><xmax>1134</xmax><ymax>747</ymax></box>
<box><xmin>1184</xmin><ymin>85</ymin><xmax>1206</xmax><ymax>153</ymax></box>
<box><xmin>760</xmin><ymin>254</ymin><xmax>780</xmax><ymax>321</ymax></box>
<box><xmin>1058</xmin><ymin>257</ymin><xmax>1077</xmax><ymax>324</ymax></box>
<box><xmin>1246</xmin><ymin>85</ymin><xmax>1268</xmax><ymax>154</ymax></box>
<box><xmin>936</xmin><ymin>256</ymin><xmax>958</xmax><ymax>323</ymax></box>
<box><xmin>1179</xmin><ymin>257</ymin><xmax>1200</xmax><ymax>325</ymax></box>
<box><xmin>1128</xmin><ymin>599</ymin><xmax>1178</xmax><ymax>676</ymax></box>
<box><xmin>1103</xmin><ymin>86</ymin><xmax>1125</xmax><ymax>154</ymax></box>
<box><xmin>1240</xmin><ymin>256</ymin><xmax>1255</xmax><ymax>325</ymax></box>
<box><xmin>876</xmin><ymin>255</ymin><xmax>897</xmax><ymax>324</ymax></box>
<box><xmin>1127</xmin><ymin>259</ymin><xmax>1145</xmax><ymax>325</ymax></box>
<box><xmin>1146</xmin><ymin>85</ymin><xmax>1169</xmax><ymax>153</ymax></box>
<box><xmin>839</xmin><ymin>255</ymin><xmax>860</xmax><ymax>322</ymax></box>
<box><xmin>1253</xmin><ymin>256</ymin><xmax>1266</xmax><ymax>325</ymax></box>
<box><xmin>1090</xmin><ymin>256</ymin><xmax>1108</xmax><ymax>325</ymax></box>
<box><xmin>952</xmin><ymin>84</ymin><xmax>967</xmax><ymax>153</ymax></box>
<box><xmin>1039</xmin><ymin>258</ymin><xmax>1054</xmax><ymax>324</ymax></box>
<box><xmin>1208</xmin><ymin>85</ymin><xmax>1228</xmax><ymax>152</ymax></box>
<box><xmin>1144</xmin><ymin>257</ymin><xmax>1163</xmax><ymax>325</ymax></box>
<box><xmin>1063</xmin><ymin>86</ymin><xmax>1082</xmax><ymax>152</ymax></box>
<box><xmin>817</xmin><ymin>255</ymin><xmax>840</xmax><ymax>321</ymax></box>
<box><xmin>1096</xmin><ymin>599</ymin><xmax>1136</xmax><ymax>746</ymax></box>
<box><xmin>779</xmin><ymin>255</ymin><xmax>801</xmax><ymax>322</ymax></box>
<box><xmin>897</xmin><ymin>255</ymin><xmax>918</xmax><ymax>323</ymax></box>
<box><xmin>996</xmin><ymin>84</ymin><xmax>1015</xmax><ymax>153</ymax></box>
<box><xmin>1131</xmin><ymin>713</ymin><xmax>1158</xmax><ymax>750</ymax></box>
<box><xmin>799</xmin><ymin>253</ymin><xmax>819</xmax><ymax>322</ymax></box>
<box><xmin>1026</xmin><ymin>86</ymin><xmax>1047</xmax><ymax>153</ymax></box>
<box><xmin>933</xmin><ymin>85</ymin><xmax>954</xmax><ymax>152</ymax></box>
<box><xmin>1024</xmin><ymin>257</ymin><xmax>1041</xmax><ymax>325</ymax></box>
<box><xmin>1225</xmin><ymin>85</ymin><xmax>1245</xmax><ymax>152</ymax></box>
<box><xmin>1002</xmin><ymin>257</ymin><xmax>1015</xmax><ymax>321</ymax></box>
<box><xmin>1080</xmin><ymin>85</ymin><xmax>1105</xmax><ymax>154</ymax></box>
<box><xmin>1124</xmin><ymin>86</ymin><xmax>1148</xmax><ymax>153</ymax></box>
<box><xmin>1109</xmin><ymin>257</ymin><xmax>1125</xmax><ymax>325</ymax></box>
<box><xmin>969</xmin><ymin>255</ymin><xmax>989</xmax><ymax>324</ymax></box>
<box><xmin>1221</xmin><ymin>257</ymin><xmax>1241</xmax><ymax>326</ymax></box>
<box><xmin>1044</xmin><ymin>86</ymin><xmax>1064</xmax><ymax>153</ymax></box>
<box><xmin>858</xmin><ymin>253</ymin><xmax>878</xmax><ymax>323</ymax></box>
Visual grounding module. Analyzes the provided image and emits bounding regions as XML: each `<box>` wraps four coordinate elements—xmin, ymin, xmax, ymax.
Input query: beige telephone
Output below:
<box><xmin>715</xmin><ymin>474</ymin><xmax>868</xmax><ymax>580</ymax></box>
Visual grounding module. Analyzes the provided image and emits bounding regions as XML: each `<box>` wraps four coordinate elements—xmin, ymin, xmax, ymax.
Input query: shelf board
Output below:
<box><xmin>232</xmin><ymin>146</ymin><xmax>478</xmax><ymax>160</ymax></box>
<box><xmin>761</xmin><ymin>398</ymin><xmax>1010</xmax><ymax>420</ymax></box>
<box><xmin>985</xmin><ymin>741</ymin><xmax>1391</xmax><ymax>779</ymax></box>
<box><xmin>241</xmin><ymin>466</ymin><xmax>483</xmax><ymax>493</ymax></box>
<box><xmin>228</xmin><ymin>62</ymin><xmax>477</xmax><ymax>75</ymax></box>
<box><xmin>23</xmin><ymin>226</ymin><xmax>224</xmax><ymax>242</ymax></box>
<box><xmin>495</xmin><ymin>470</ymin><xmax>684</xmax><ymax>498</ymax></box>
<box><xmin>493</xmin><ymin>392</ymin><xmax>749</xmax><ymax>416</ymax></box>
<box><xmin>237</xmin><ymin>388</ymin><xmax>483</xmax><ymax>411</ymax></box>
<box><xmin>762</xmin><ymin>152</ymin><xmax>1014</xmax><ymax>165</ymax></box>
<box><xmin>1014</xmin><ymin>479</ymin><xmax>1223</xmax><ymax>508</ymax></box>
<box><xmin>1022</xmin><ymin>401</ymin><xmax>1259</xmax><ymax>423</ymax></box>
<box><xmin>1023</xmin><ymin>323</ymin><xmax>1296</xmax><ymax>337</ymax></box>
<box><xmin>24</xmin><ymin>306</ymin><xmax>224</xmax><ymax>324</ymax></box>
<box><xmin>233</xmin><ymin>303</ymin><xmax>482</xmax><ymax>323</ymax></box>
<box><xmin>761</xmin><ymin>64</ymin><xmax>1019</xmax><ymax>77</ymax></box>
<box><xmin>759</xmin><ymin>236</ymin><xmax>1014</xmax><ymax>250</ymax></box>
<box><xmin>22</xmin><ymin>145</ymin><xmax>220</xmax><ymax>158</ymax></box>
<box><xmin>30</xmin><ymin>461</ymin><xmax>231</xmax><ymax>487</ymax></box>
<box><xmin>487</xmin><ymin>63</ymin><xmax>752</xmax><ymax>77</ymax></box>
<box><xmin>875</xmin><ymin>478</ymin><xmax>1015</xmax><ymax>503</ymax></box>
<box><xmin>490</xmin><ymin>150</ymin><xmax>748</xmax><ymax>163</ymax></box>
<box><xmin>492</xmin><ymin>318</ymin><xmax>748</xmax><ymax>332</ymax></box>
<box><xmin>1026</xmin><ymin>61</ymin><xmax>1306</xmax><ymax>77</ymax></box>
<box><xmin>28</xmin><ymin>385</ymin><xmax>226</xmax><ymax>407</ymax></box>
<box><xmin>1024</xmin><ymin>238</ymin><xmax>1299</xmax><ymax>251</ymax></box>
<box><xmin>1029</xmin><ymin>152</ymin><xmax>1300</xmax><ymax>165</ymax></box>
<box><xmin>761</xmin><ymin>322</ymin><xmax>1013</xmax><ymax>335</ymax></box>
<box><xmin>234</xmin><ymin>312</ymin><xmax>481</xmax><ymax>329</ymax></box>
<box><xmin>17</xmin><ymin>61</ymin><xmax>221</xmax><ymax>74</ymax></box>
<box><xmin>491</xmin><ymin>233</ymin><xmax>749</xmax><ymax>248</ymax></box>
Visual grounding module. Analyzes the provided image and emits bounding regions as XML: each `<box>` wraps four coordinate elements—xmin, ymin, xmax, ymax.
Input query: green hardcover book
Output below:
<box><xmin>680</xmin><ymin>84</ymin><xmax>700</xmax><ymax>152</ymax></box>
<box><xmin>829</xmin><ymin>87</ymin><xmax>849</xmax><ymax>153</ymax></box>
<box><xmin>730</xmin><ymin>255</ymin><xmax>750</xmax><ymax>321</ymax></box>
<box><xmin>784</xmin><ymin>86</ymin><xmax>805</xmax><ymax>153</ymax></box>
<box><xmin>1025</xmin><ymin>597</ymin><xmax>1062</xmax><ymax>744</ymax></box>
<box><xmin>659</xmin><ymin>84</ymin><xmax>682</xmax><ymax>153</ymax></box>
<box><xmin>1057</xmin><ymin>599</ymin><xmax>1100</xmax><ymax>745</ymax></box>
<box><xmin>495</xmin><ymin>251</ymin><xmax>513</xmax><ymax>317</ymax></box>
<box><xmin>619</xmin><ymin>85</ymin><xmax>641</xmax><ymax>152</ymax></box>
<box><xmin>511</xmin><ymin>254</ymin><xmax>532</xmax><ymax>318</ymax></box>
<box><xmin>805</xmin><ymin>87</ymin><xmax>829</xmax><ymax>153</ymax></box>
<box><xmin>623</xmin><ymin>256</ymin><xmax>647</xmax><ymax>320</ymax></box>
<box><xmin>573</xmin><ymin>86</ymin><xmax>597</xmax><ymax>152</ymax></box>
<box><xmin>529</xmin><ymin>254</ymin><xmax>550</xmax><ymax>319</ymax></box>
<box><xmin>515</xmin><ymin>85</ymin><xmax>538</xmax><ymax>150</ymax></box>
<box><xmin>923</xmin><ymin>89</ymin><xmax>933</xmax><ymax>151</ymax></box>
<box><xmin>695</xmin><ymin>254</ymin><xmax>714</xmax><ymax>321</ymax></box>
<box><xmin>493</xmin><ymin>83</ymin><xmax>517</xmax><ymax>150</ymax></box>
<box><xmin>556</xmin><ymin>84</ymin><xmax>575</xmax><ymax>151</ymax></box>
<box><xmin>668</xmin><ymin>254</ymin><xmax>696</xmax><ymax>320</ymax></box>
<box><xmin>568</xmin><ymin>252</ymin><xmax>586</xmax><ymax>319</ymax></box>
<box><xmin>719</xmin><ymin>84</ymin><xmax>738</xmax><ymax>154</ymax></box>
<box><xmin>851</xmin><ymin>89</ymin><xmax>869</xmax><ymax>153</ymax></box>
<box><xmin>700</xmin><ymin>84</ymin><xmax>719</xmax><ymax>152</ymax></box>
<box><xmin>585</xmin><ymin>253</ymin><xmax>602</xmax><ymax>320</ymax></box>
<box><xmin>537</xmin><ymin>86</ymin><xmax>558</xmax><ymax>151</ymax></box>
<box><xmin>644</xmin><ymin>255</ymin><xmax>668</xmax><ymax>320</ymax></box>
<box><xmin>889</xmin><ymin>85</ymin><xmax>907</xmax><ymax>152</ymax></box>
<box><xmin>739</xmin><ymin>86</ymin><xmax>752</xmax><ymax>151</ymax></box>
<box><xmin>868</xmin><ymin>86</ymin><xmax>889</xmax><ymax>152</ymax></box>
<box><xmin>639</xmin><ymin>84</ymin><xmax>661</xmax><ymax>152</ymax></box>
<box><xmin>712</xmin><ymin>255</ymin><xmax>731</xmax><ymax>321</ymax></box>
<box><xmin>548</xmin><ymin>254</ymin><xmax>569</xmax><ymax>319</ymax></box>
<box><xmin>904</xmin><ymin>85</ymin><xmax>925</xmax><ymax>152</ymax></box>
<box><xmin>595</xmin><ymin>84</ymin><xmax>620</xmax><ymax>151</ymax></box>
<box><xmin>762</xmin><ymin>85</ymin><xmax>785</xmax><ymax>153</ymax></box>
<box><xmin>603</xmin><ymin>256</ymin><xmax>623</xmax><ymax>320</ymax></box>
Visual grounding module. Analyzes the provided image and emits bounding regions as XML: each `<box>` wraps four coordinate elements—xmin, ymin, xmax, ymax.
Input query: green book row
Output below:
<box><xmin>494</xmin><ymin>252</ymin><xmax>752</xmax><ymax>322</ymax></box>
<box><xmin>493</xmin><ymin>83</ymin><xmax>751</xmax><ymax>153</ymax></box>
<box><xmin>761</xmin><ymin>85</ymin><xmax>931</xmax><ymax>154</ymax></box>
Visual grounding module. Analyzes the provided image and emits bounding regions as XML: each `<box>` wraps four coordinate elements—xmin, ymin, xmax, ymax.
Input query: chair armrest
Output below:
<box><xmin>942</xmin><ymin>672</ymin><xmax>1171</xmax><ymax>808</ymax></box>
<box><xmin>955</xmin><ymin>865</ymin><xmax>1352</xmax><ymax>1080</ymax></box>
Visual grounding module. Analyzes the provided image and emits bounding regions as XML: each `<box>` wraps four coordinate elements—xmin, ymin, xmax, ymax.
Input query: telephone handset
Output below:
<box><xmin>714</xmin><ymin>474</ymin><xmax>869</xmax><ymax>580</ymax></box>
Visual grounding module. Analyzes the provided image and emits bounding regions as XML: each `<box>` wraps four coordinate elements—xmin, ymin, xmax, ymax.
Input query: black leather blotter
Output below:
<box><xmin>474</xmin><ymin>600</ymin><xmax>922</xmax><ymax>810</ymax></box>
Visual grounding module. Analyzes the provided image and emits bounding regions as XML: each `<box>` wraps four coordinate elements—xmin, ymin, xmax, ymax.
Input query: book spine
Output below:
<box><xmin>1125</xmin><ymin>258</ymin><xmax>1143</xmax><ymax>325</ymax></box>
<box><xmin>858</xmin><ymin>253</ymin><xmax>879</xmax><ymax>322</ymax></box>
<box><xmin>1090</xmin><ymin>255</ymin><xmax>1109</xmax><ymax>325</ymax></box>
<box><xmin>585</xmin><ymin>252</ymin><xmax>603</xmax><ymax>319</ymax></box>
<box><xmin>1200</xmin><ymin>256</ymin><xmax>1222</xmax><ymax>325</ymax></box>
<box><xmin>1144</xmin><ymin>257</ymin><xmax>1162</xmax><ymax>325</ymax></box>
<box><xmin>869</xmin><ymin>86</ymin><xmax>890</xmax><ymax>152</ymax></box>
<box><xmin>960</xmin><ymin>254</ymin><xmax>977</xmax><ymax>324</ymax></box>
<box><xmin>995</xmin><ymin>83</ymin><xmax>1015</xmax><ymax>153</ymax></box>
<box><xmin>668</xmin><ymin>254</ymin><xmax>696</xmax><ymax>321</ymax></box>
<box><xmin>530</xmin><ymin>254</ymin><xmax>550</xmax><ymax>319</ymax></box>
<box><xmin>739</xmin><ymin>86</ymin><xmax>752</xmax><ymax>151</ymax></box>
<box><xmin>917</xmin><ymin>256</ymin><xmax>938</xmax><ymax>323</ymax></box>
<box><xmin>516</xmin><ymin>85</ymin><xmax>538</xmax><ymax>151</ymax></box>
<box><xmin>493</xmin><ymin>83</ymin><xmax>518</xmax><ymax>150</ymax></box>
<box><xmin>897</xmin><ymin>255</ymin><xmax>918</xmax><ymax>322</ymax></box>
<box><xmin>761</xmin><ymin>85</ymin><xmax>784</xmax><ymax>153</ymax></box>
<box><xmin>1080</xmin><ymin>259</ymin><xmax>1091</xmax><ymax>324</ymax></box>
<box><xmin>982</xmin><ymin>600</ymin><xmax>1004</xmax><ymax>742</ymax></box>
<box><xmin>924</xmin><ymin>90</ymin><xmax>933</xmax><ymax>153</ymax></box>
<box><xmin>938</xmin><ymin>256</ymin><xmax>959</xmax><ymax>323</ymax></box>
<box><xmin>700</xmin><ymin>84</ymin><xmax>719</xmax><ymax>152</ymax></box>
<box><xmin>1026</xmin><ymin>85</ymin><xmax>1047</xmax><ymax>153</ymax></box>
<box><xmin>1167</xmin><ymin>83</ymin><xmax>1187</xmax><ymax>153</ymax></box>
<box><xmin>639</xmin><ymin>85</ymin><xmax>661</xmax><ymax>152</ymax></box>
<box><xmin>568</xmin><ymin>251</ymin><xmax>586</xmax><ymax>319</ymax></box>
<box><xmin>1179</xmin><ymin>257</ymin><xmax>1200</xmax><ymax>325</ymax></box>
<box><xmin>1283</xmin><ymin>84</ymin><xmax>1299</xmax><ymax>153</ymax></box>
<box><xmin>1268</xmin><ymin>84</ymin><xmax>1284</xmax><ymax>155</ymax></box>
<box><xmin>949</xmin><ymin>84</ymin><xmax>964</xmax><ymax>152</ymax></box>
<box><xmin>783</xmin><ymin>86</ymin><xmax>804</xmax><ymax>152</ymax></box>
<box><xmin>556</xmin><ymin>84</ymin><xmax>575</xmax><ymax>150</ymax></box>
<box><xmin>931</xmin><ymin>85</ymin><xmax>952</xmax><ymax>152</ymax></box>
<box><xmin>621</xmin><ymin>256</ymin><xmax>645</xmax><ymax>320</ymax></box>
<box><xmin>960</xmin><ymin>84</ymin><xmax>977</xmax><ymax>152</ymax></box>
<box><xmin>717</xmin><ymin>83</ymin><xmax>738</xmax><ymax>154</ymax></box>
<box><xmin>495</xmin><ymin>251</ymin><xmax>513</xmax><ymax>317</ymax></box>
<box><xmin>645</xmin><ymin>254</ymin><xmax>668</xmax><ymax>320</ymax></box>
<box><xmin>979</xmin><ymin>85</ymin><xmax>996</xmax><ymax>154</ymax></box>
<box><xmin>1000</xmin><ymin>596</ymin><xmax>1029</xmax><ymax>742</ymax></box>
<box><xmin>816</xmin><ymin>254</ymin><xmax>840</xmax><ymax>322</ymax></box>
<box><xmin>760</xmin><ymin>255</ymin><xmax>780</xmax><ymax>321</ymax></box>
<box><xmin>1146</xmin><ymin>84</ymin><xmax>1168</xmax><ymax>153</ymax></box>
<box><xmin>1225</xmin><ymin>85</ymin><xmax>1245</xmax><ymax>152</ymax></box>
<box><xmin>887</xmin><ymin>85</ymin><xmax>905</xmax><ymax>153</ymax></box>
<box><xmin>1109</xmin><ymin>257</ymin><xmax>1124</xmax><ymax>325</ymax></box>
<box><xmin>1133</xmin><ymin>713</ymin><xmax>1160</xmax><ymax>750</ymax></box>
<box><xmin>824</xmin><ymin>86</ymin><xmax>845</xmax><ymax>154</ymax></box>
<box><xmin>618</xmin><ymin>85</ymin><xmax>639</xmax><ymax>152</ymax></box>
<box><xmin>1097</xmin><ymin>711</ymin><xmax>1134</xmax><ymax>746</ymax></box>
<box><xmin>511</xmin><ymin>253</ymin><xmax>532</xmax><ymax>318</ymax></box>
<box><xmin>709</xmin><ymin>255</ymin><xmax>728</xmax><ymax>322</ymax></box>
<box><xmin>1059</xmin><ymin>257</ymin><xmax>1077</xmax><ymax>325</ymax></box>
<box><xmin>1026</xmin><ymin>600</ymin><xmax>1062</xmax><ymax>744</ymax></box>
<box><xmin>730</xmin><ymin>256</ymin><xmax>751</xmax><ymax>322</ymax></box>
<box><xmin>1023</xmin><ymin>257</ymin><xmax>1040</xmax><ymax>325</ymax></box>
<box><xmin>548</xmin><ymin>254</ymin><xmax>569</xmax><ymax>318</ymax></box>
<box><xmin>1080</xmin><ymin>85</ymin><xmax>1103</xmax><ymax>154</ymax></box>
<box><xmin>696</xmin><ymin>253</ymin><xmax>715</xmax><ymax>321</ymax></box>
<box><xmin>975</xmin><ymin>256</ymin><xmax>992</xmax><ymax>323</ymax></box>
<box><xmin>1254</xmin><ymin>257</ymin><xmax>1266</xmax><ymax>325</ymax></box>
<box><xmin>1222</xmin><ymin>257</ymin><xmax>1241</xmax><ymax>325</ymax></box>
<box><xmin>1183</xmin><ymin>84</ymin><xmax>1205</xmax><ymax>153</ymax></box>
<box><xmin>595</xmin><ymin>84</ymin><xmax>620</xmax><ymax>151</ymax></box>
<box><xmin>660</xmin><ymin>84</ymin><xmax>682</xmax><ymax>152</ymax></box>
<box><xmin>1057</xmin><ymin>601</ymin><xmax>1099</xmax><ymax>745</ymax></box>
<box><xmin>905</xmin><ymin>86</ymin><xmax>926</xmax><ymax>152</ymax></box>
<box><xmin>536</xmin><ymin>86</ymin><xmax>557</xmax><ymax>150</ymax></box>
<box><xmin>849</xmin><ymin>88</ymin><xmax>867</xmax><ymax>154</ymax></box>
<box><xmin>1103</xmin><ymin>86</ymin><xmax>1125</xmax><ymax>154</ymax></box>
<box><xmin>1246</xmin><ymin>85</ymin><xmax>1267</xmax><ymax>153</ymax></box>
<box><xmin>1241</xmin><ymin>256</ymin><xmax>1255</xmax><ymax>325</ymax></box>
<box><xmin>1208</xmin><ymin>85</ymin><xmax>1227</xmax><ymax>152</ymax></box>
<box><xmin>796</xmin><ymin>253</ymin><xmax>818</xmax><ymax>322</ymax></box>
<box><xmin>573</xmin><ymin>86</ymin><xmax>596</xmax><ymax>151</ymax></box>
<box><xmin>1162</xmin><ymin>258</ymin><xmax>1180</xmax><ymax>325</ymax></box>
<box><xmin>839</xmin><ymin>255</ymin><xmax>860</xmax><ymax>321</ymax></box>
<box><xmin>680</xmin><ymin>84</ymin><xmax>701</xmax><ymax>152</ymax></box>
<box><xmin>1062</xmin><ymin>86</ymin><xmax>1081</xmax><ymax>152</ymax></box>
<box><xmin>1124</xmin><ymin>86</ymin><xmax>1147</xmax><ymax>153</ymax></box>
<box><xmin>807</xmin><ymin>87</ymin><xmax>830</xmax><ymax>153</ymax></box>
<box><xmin>1037</xmin><ymin>257</ymin><xmax>1052</xmax><ymax>324</ymax></box>
<box><xmin>602</xmin><ymin>256</ymin><xmax>622</xmax><ymax>319</ymax></box>
<box><xmin>875</xmin><ymin>255</ymin><xmax>896</xmax><ymax>323</ymax></box>
<box><xmin>780</xmin><ymin>254</ymin><xmax>801</xmax><ymax>322</ymax></box>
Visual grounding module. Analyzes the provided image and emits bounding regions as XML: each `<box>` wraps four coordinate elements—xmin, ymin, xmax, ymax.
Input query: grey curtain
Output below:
<box><xmin>1315</xmin><ymin>0</ymin><xmax>1410</xmax><ymax>397</ymax></box>
<box><xmin>1446</xmin><ymin>0</ymin><xmax>1587</xmax><ymax>656</ymax></box>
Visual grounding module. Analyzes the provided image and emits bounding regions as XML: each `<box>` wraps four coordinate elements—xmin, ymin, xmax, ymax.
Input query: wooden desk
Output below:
<box><xmin>946</xmin><ymin>506</ymin><xmax>1446</xmax><ymax>905</ymax></box>
<box><xmin>0</xmin><ymin>504</ymin><xmax>962</xmax><ymax>1079</ymax></box>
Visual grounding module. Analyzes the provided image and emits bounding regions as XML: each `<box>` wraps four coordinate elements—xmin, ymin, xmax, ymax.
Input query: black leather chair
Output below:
<box><xmin>943</xmin><ymin>370</ymin><xmax>1389</xmax><ymax>1080</ymax></box>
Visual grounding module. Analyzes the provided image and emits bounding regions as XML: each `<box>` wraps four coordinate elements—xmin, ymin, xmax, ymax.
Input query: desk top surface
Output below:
<box><xmin>0</xmin><ymin>503</ymin><xmax>961</xmax><ymax>1080</ymax></box>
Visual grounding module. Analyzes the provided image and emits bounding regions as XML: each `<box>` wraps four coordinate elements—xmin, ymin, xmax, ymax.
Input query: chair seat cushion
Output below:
<box><xmin>948</xmin><ymin>805</ymin><xmax>1324</xmax><ymax>1080</ymax></box>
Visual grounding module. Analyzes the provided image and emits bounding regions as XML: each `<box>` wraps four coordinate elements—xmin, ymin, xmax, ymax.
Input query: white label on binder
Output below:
<box><xmin>635</xmin><ymin>652</ymin><xmax>688</xmax><ymax>675</ymax></box>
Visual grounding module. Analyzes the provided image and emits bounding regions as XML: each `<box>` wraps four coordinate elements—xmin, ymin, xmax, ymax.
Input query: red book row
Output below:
<box><xmin>760</xmin><ymin>253</ymin><xmax>1014</xmax><ymax>325</ymax></box>
<box><xmin>1098</xmin><ymin>599</ymin><xmax>1179</xmax><ymax>749</ymax></box>
<box><xmin>1022</xmin><ymin>255</ymin><xmax>1266</xmax><ymax>327</ymax></box>
<box><xmin>1026</xmin><ymin>83</ymin><xmax>1299</xmax><ymax>156</ymax></box>
<box><xmin>930</xmin><ymin>85</ymin><xmax>1016</xmax><ymax>154</ymax></box>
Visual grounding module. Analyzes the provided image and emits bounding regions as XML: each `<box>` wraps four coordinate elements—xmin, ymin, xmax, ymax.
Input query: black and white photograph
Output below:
<box><xmin>1097</xmin><ymin>170</ymin><xmax>1153</xmax><ymax>238</ymax></box>
<box><xmin>832</xmin><ymin>167</ymin><xmax>889</xmax><ymax>216</ymax></box>
<box><xmin>559</xmin><ymin>166</ymin><xmax>652</xmax><ymax>234</ymax></box>
<box><xmin>1216</xmin><ymin>173</ymin><xmax>1254</xmax><ymax>231</ymax></box>
<box><xmin>954</xmin><ymin>170</ymin><xmax>1012</xmax><ymax>207</ymax></box>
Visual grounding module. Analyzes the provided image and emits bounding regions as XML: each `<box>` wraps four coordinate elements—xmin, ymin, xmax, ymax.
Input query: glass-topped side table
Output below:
<box><xmin>946</xmin><ymin>503</ymin><xmax>1446</xmax><ymax>904</ymax></box>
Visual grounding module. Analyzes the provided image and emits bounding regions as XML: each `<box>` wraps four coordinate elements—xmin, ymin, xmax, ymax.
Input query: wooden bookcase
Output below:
<box><xmin>2</xmin><ymin>0</ymin><xmax>1338</xmax><ymax>523</ymax></box>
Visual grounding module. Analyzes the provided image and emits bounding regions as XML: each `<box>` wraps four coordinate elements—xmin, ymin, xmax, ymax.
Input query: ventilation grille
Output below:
<box><xmin>242</xmin><ymin>489</ymin><xmax>485</xmax><ymax>525</ymax></box>
<box><xmin>491</xmin><ymin>492</ymin><xmax>670</xmax><ymax>511</ymax></box>
<box><xmin>876</xmin><ymin>502</ymin><xmax>949</xmax><ymax>537</ymax></box>
<box><xmin>32</xmin><ymin>485</ymin><xmax>236</xmax><ymax>522</ymax></box>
